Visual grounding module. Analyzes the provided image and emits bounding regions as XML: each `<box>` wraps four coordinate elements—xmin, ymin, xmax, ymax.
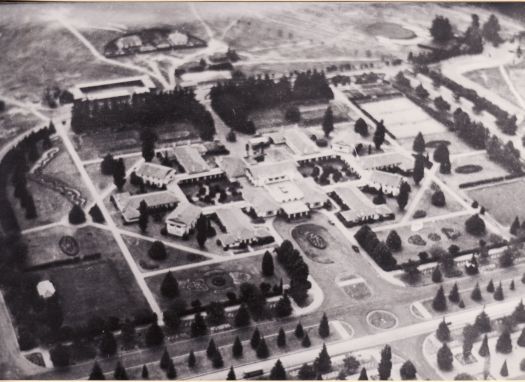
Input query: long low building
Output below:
<box><xmin>112</xmin><ymin>191</ymin><xmax>179</xmax><ymax>223</ymax></box>
<box><xmin>361</xmin><ymin>152</ymin><xmax>414</xmax><ymax>175</ymax></box>
<box><xmin>70</xmin><ymin>75</ymin><xmax>156</xmax><ymax>102</ymax></box>
<box><xmin>172</xmin><ymin>145</ymin><xmax>210</xmax><ymax>174</ymax></box>
<box><xmin>134</xmin><ymin>162</ymin><xmax>177</xmax><ymax>189</ymax></box>
<box><xmin>165</xmin><ymin>202</ymin><xmax>201</xmax><ymax>238</ymax></box>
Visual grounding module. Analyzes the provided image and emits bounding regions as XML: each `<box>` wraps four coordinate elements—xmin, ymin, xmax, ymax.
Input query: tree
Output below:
<box><xmin>314</xmin><ymin>344</ymin><xmax>332</xmax><ymax>374</ymax></box>
<box><xmin>138</xmin><ymin>200</ymin><xmax>149</xmax><ymax>233</ymax></box>
<box><xmin>518</xmin><ymin>328</ymin><xmax>525</xmax><ymax>347</ymax></box>
<box><xmin>101</xmin><ymin>154</ymin><xmax>115</xmax><ymax>175</ymax></box>
<box><xmin>148</xmin><ymin>241</ymin><xmax>167</xmax><ymax>261</ymax></box>
<box><xmin>465</xmin><ymin>214</ymin><xmax>486</xmax><ymax>236</ymax></box>
<box><xmin>487</xmin><ymin>279</ymin><xmax>495</xmax><ymax>293</ymax></box>
<box><xmin>211</xmin><ymin>350</ymin><xmax>224</xmax><ymax>368</ymax></box>
<box><xmin>415</xmin><ymin>84</ymin><xmax>429</xmax><ymax>99</ymax></box>
<box><xmin>89</xmin><ymin>362</ymin><xmax>105</xmax><ymax>380</ymax></box>
<box><xmin>322</xmin><ymin>106</ymin><xmax>334</xmax><ymax>138</ymax></box>
<box><xmin>319</xmin><ymin>313</ymin><xmax>330</xmax><ymax>338</ymax></box>
<box><xmin>166</xmin><ymin>361</ymin><xmax>177</xmax><ymax>380</ymax></box>
<box><xmin>232</xmin><ymin>336</ymin><xmax>243</xmax><ymax>358</ymax></box>
<box><xmin>433</xmin><ymin>143</ymin><xmax>450</xmax><ymax>164</ymax></box>
<box><xmin>285</xmin><ymin>106</ymin><xmax>301</xmax><ymax>123</ymax></box>
<box><xmin>358</xmin><ymin>367</ymin><xmax>368</xmax><ymax>380</ymax></box>
<box><xmin>50</xmin><ymin>344</ymin><xmax>70</xmax><ymax>367</ymax></box>
<box><xmin>276</xmin><ymin>327</ymin><xmax>287</xmax><ymax>348</ymax></box>
<box><xmin>270</xmin><ymin>359</ymin><xmax>287</xmax><ymax>380</ymax></box>
<box><xmin>436</xmin><ymin>318</ymin><xmax>451</xmax><ymax>342</ymax></box>
<box><xmin>262</xmin><ymin>251</ymin><xmax>274</xmax><ymax>276</ymax></box>
<box><xmin>160</xmin><ymin>348</ymin><xmax>171</xmax><ymax>369</ymax></box>
<box><xmin>471</xmin><ymin>283</ymin><xmax>482</xmax><ymax>302</ymax></box>
<box><xmin>298</xmin><ymin>363</ymin><xmax>317</xmax><ymax>380</ymax></box>
<box><xmin>400</xmin><ymin>360</ymin><xmax>417</xmax><ymax>380</ymax></box>
<box><xmin>113</xmin><ymin>159</ymin><xmax>126</xmax><ymax>191</ymax></box>
<box><xmin>386</xmin><ymin>230</ymin><xmax>402</xmax><ymax>252</ymax></box>
<box><xmin>69</xmin><ymin>204</ymin><xmax>86</xmax><ymax>225</ymax></box>
<box><xmin>227</xmin><ymin>366</ymin><xmax>236</xmax><ymax>380</ymax></box>
<box><xmin>433</xmin><ymin>286</ymin><xmax>447</xmax><ymax>312</ymax></box>
<box><xmin>432</xmin><ymin>267</ymin><xmax>443</xmax><ymax>283</ymax></box>
<box><xmin>190</xmin><ymin>312</ymin><xmax>208</xmax><ymax>337</ymax></box>
<box><xmin>437</xmin><ymin>343</ymin><xmax>453</xmax><ymax>371</ymax></box>
<box><xmin>499</xmin><ymin>248</ymin><xmax>514</xmax><ymax>268</ymax></box>
<box><xmin>496</xmin><ymin>330</ymin><xmax>512</xmax><ymax>353</ymax></box>
<box><xmin>430</xmin><ymin>15</ymin><xmax>454</xmax><ymax>43</ymax></box>
<box><xmin>145</xmin><ymin>321</ymin><xmax>164</xmax><ymax>347</ymax></box>
<box><xmin>494</xmin><ymin>282</ymin><xmax>505</xmax><ymax>301</ymax></box>
<box><xmin>188</xmin><ymin>350</ymin><xmax>196</xmax><ymax>367</ymax></box>
<box><xmin>413</xmin><ymin>132</ymin><xmax>426</xmax><ymax>153</ymax></box>
<box><xmin>373</xmin><ymin>120</ymin><xmax>386</xmax><ymax>150</ymax></box>
<box><xmin>448</xmin><ymin>283</ymin><xmax>460</xmax><ymax>303</ymax></box>
<box><xmin>234</xmin><ymin>303</ymin><xmax>251</xmax><ymax>327</ymax></box>
<box><xmin>478</xmin><ymin>334</ymin><xmax>490</xmax><ymax>357</ymax></box>
<box><xmin>378</xmin><ymin>345</ymin><xmax>392</xmax><ymax>380</ymax></box>
<box><xmin>275</xmin><ymin>294</ymin><xmax>293</xmax><ymax>318</ymax></box>
<box><xmin>397</xmin><ymin>182</ymin><xmax>411</xmax><ymax>210</ymax></box>
<box><xmin>511</xmin><ymin>217</ymin><xmax>521</xmax><ymax>235</ymax></box>
<box><xmin>114</xmin><ymin>362</ymin><xmax>128</xmax><ymax>380</ymax></box>
<box><xmin>482</xmin><ymin>14</ymin><xmax>502</xmax><ymax>45</ymax></box>
<box><xmin>207</xmin><ymin>338</ymin><xmax>218</xmax><ymax>359</ymax></box>
<box><xmin>354</xmin><ymin>118</ymin><xmax>368</xmax><ymax>136</ymax></box>
<box><xmin>196</xmin><ymin>214</ymin><xmax>209</xmax><ymax>248</ymax></box>
<box><xmin>99</xmin><ymin>330</ymin><xmax>117</xmax><ymax>357</ymax></box>
<box><xmin>500</xmin><ymin>360</ymin><xmax>509</xmax><ymax>377</ymax></box>
<box><xmin>141</xmin><ymin>129</ymin><xmax>156</xmax><ymax>162</ymax></box>
<box><xmin>302</xmin><ymin>333</ymin><xmax>311</xmax><ymax>348</ymax></box>
<box><xmin>474</xmin><ymin>310</ymin><xmax>491</xmax><ymax>333</ymax></box>
<box><xmin>431</xmin><ymin>190</ymin><xmax>446</xmax><ymax>207</ymax></box>
<box><xmin>462</xmin><ymin>324</ymin><xmax>478</xmax><ymax>359</ymax></box>
<box><xmin>250</xmin><ymin>327</ymin><xmax>261</xmax><ymax>349</ymax></box>
<box><xmin>413</xmin><ymin>154</ymin><xmax>425</xmax><ymax>185</ymax></box>
<box><xmin>295</xmin><ymin>322</ymin><xmax>305</xmax><ymax>338</ymax></box>
<box><xmin>161</xmin><ymin>272</ymin><xmax>179</xmax><ymax>298</ymax></box>
<box><xmin>89</xmin><ymin>204</ymin><xmax>105</xmax><ymax>224</ymax></box>
<box><xmin>256</xmin><ymin>337</ymin><xmax>270</xmax><ymax>358</ymax></box>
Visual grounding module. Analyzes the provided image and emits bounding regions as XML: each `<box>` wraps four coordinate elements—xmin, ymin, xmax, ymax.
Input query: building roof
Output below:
<box><xmin>246</xmin><ymin>160</ymin><xmax>299</xmax><ymax>181</ymax></box>
<box><xmin>266</xmin><ymin>181</ymin><xmax>304</xmax><ymax>203</ymax></box>
<box><xmin>113</xmin><ymin>191</ymin><xmax>179</xmax><ymax>222</ymax></box>
<box><xmin>165</xmin><ymin>202</ymin><xmax>201</xmax><ymax>226</ymax></box>
<box><xmin>367</xmin><ymin>170</ymin><xmax>404</xmax><ymax>189</ymax></box>
<box><xmin>284</xmin><ymin>129</ymin><xmax>319</xmax><ymax>156</ymax></box>
<box><xmin>214</xmin><ymin>207</ymin><xmax>271</xmax><ymax>246</ymax></box>
<box><xmin>217</xmin><ymin>156</ymin><xmax>246</xmax><ymax>178</ymax></box>
<box><xmin>243</xmin><ymin>187</ymin><xmax>280</xmax><ymax>214</ymax></box>
<box><xmin>281</xmin><ymin>201</ymin><xmax>310</xmax><ymax>215</ymax></box>
<box><xmin>135</xmin><ymin>162</ymin><xmax>176</xmax><ymax>182</ymax></box>
<box><xmin>173</xmin><ymin>146</ymin><xmax>210</xmax><ymax>174</ymax></box>
<box><xmin>361</xmin><ymin>152</ymin><xmax>414</xmax><ymax>171</ymax></box>
<box><xmin>297</xmin><ymin>178</ymin><xmax>328</xmax><ymax>206</ymax></box>
<box><xmin>266</xmin><ymin>132</ymin><xmax>286</xmax><ymax>145</ymax></box>
<box><xmin>333</xmin><ymin>185</ymin><xmax>393</xmax><ymax>222</ymax></box>
<box><xmin>70</xmin><ymin>75</ymin><xmax>156</xmax><ymax>100</ymax></box>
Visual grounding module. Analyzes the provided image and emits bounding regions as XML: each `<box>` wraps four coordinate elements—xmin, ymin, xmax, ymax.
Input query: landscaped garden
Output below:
<box><xmin>292</xmin><ymin>223</ymin><xmax>334</xmax><ymax>264</ymax></box>
<box><xmin>180</xmin><ymin>177</ymin><xmax>243</xmax><ymax>207</ymax></box>
<box><xmin>441</xmin><ymin>152</ymin><xmax>510</xmax><ymax>188</ymax></box>
<box><xmin>298</xmin><ymin>157</ymin><xmax>359</xmax><ymax>185</ymax></box>
<box><xmin>464</xmin><ymin>67</ymin><xmax>518</xmax><ymax>106</ymax></box>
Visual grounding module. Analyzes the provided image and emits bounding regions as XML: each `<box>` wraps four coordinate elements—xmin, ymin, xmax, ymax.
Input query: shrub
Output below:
<box><xmin>431</xmin><ymin>190</ymin><xmax>446</xmax><ymax>207</ymax></box>
<box><xmin>465</xmin><ymin>214</ymin><xmax>486</xmax><ymax>236</ymax></box>
<box><xmin>68</xmin><ymin>204</ymin><xmax>86</xmax><ymax>225</ymax></box>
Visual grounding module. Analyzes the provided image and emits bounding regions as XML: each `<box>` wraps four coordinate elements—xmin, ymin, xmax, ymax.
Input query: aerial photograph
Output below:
<box><xmin>2</xmin><ymin>1</ymin><xmax>525</xmax><ymax>380</ymax></box>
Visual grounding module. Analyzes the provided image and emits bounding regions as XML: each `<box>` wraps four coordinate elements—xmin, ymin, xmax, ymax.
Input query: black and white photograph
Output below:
<box><xmin>1</xmin><ymin>1</ymin><xmax>525</xmax><ymax>380</ymax></box>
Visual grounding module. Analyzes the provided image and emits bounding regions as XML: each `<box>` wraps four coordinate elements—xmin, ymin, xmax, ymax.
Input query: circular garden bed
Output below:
<box><xmin>408</xmin><ymin>234</ymin><xmax>426</xmax><ymax>246</ymax></box>
<box><xmin>305</xmin><ymin>231</ymin><xmax>327</xmax><ymax>249</ymax></box>
<box><xmin>426</xmin><ymin>140</ymin><xmax>451</xmax><ymax>149</ymax></box>
<box><xmin>204</xmin><ymin>270</ymin><xmax>235</xmax><ymax>290</ymax></box>
<box><xmin>455</xmin><ymin>164</ymin><xmax>483</xmax><ymax>174</ymax></box>
<box><xmin>59</xmin><ymin>235</ymin><xmax>79</xmax><ymax>256</ymax></box>
<box><xmin>367</xmin><ymin>310</ymin><xmax>398</xmax><ymax>329</ymax></box>
<box><xmin>365</xmin><ymin>22</ymin><xmax>416</xmax><ymax>40</ymax></box>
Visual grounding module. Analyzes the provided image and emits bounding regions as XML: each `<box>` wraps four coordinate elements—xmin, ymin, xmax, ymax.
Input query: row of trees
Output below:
<box><xmin>210</xmin><ymin>70</ymin><xmax>333</xmax><ymax>134</ymax></box>
<box><xmin>354</xmin><ymin>225</ymin><xmax>398</xmax><ymax>271</ymax></box>
<box><xmin>71</xmin><ymin>88</ymin><xmax>215</xmax><ymax>141</ymax></box>
<box><xmin>275</xmin><ymin>240</ymin><xmax>311</xmax><ymax>305</ymax></box>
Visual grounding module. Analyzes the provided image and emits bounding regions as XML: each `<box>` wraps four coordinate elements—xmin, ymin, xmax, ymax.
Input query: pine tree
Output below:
<box><xmin>437</xmin><ymin>343</ymin><xmax>453</xmax><ymax>371</ymax></box>
<box><xmin>138</xmin><ymin>200</ymin><xmax>148</xmax><ymax>233</ymax></box>
<box><xmin>277</xmin><ymin>328</ymin><xmax>286</xmax><ymax>348</ymax></box>
<box><xmin>166</xmin><ymin>360</ymin><xmax>177</xmax><ymax>379</ymax></box>
<box><xmin>322</xmin><ymin>106</ymin><xmax>334</xmax><ymax>138</ymax></box>
<box><xmin>302</xmin><ymin>333</ymin><xmax>312</xmax><ymax>348</ymax></box>
<box><xmin>510</xmin><ymin>280</ymin><xmax>515</xmax><ymax>291</ymax></box>
<box><xmin>262</xmin><ymin>251</ymin><xmax>274</xmax><ymax>276</ymax></box>
<box><xmin>161</xmin><ymin>272</ymin><xmax>179</xmax><ymax>298</ymax></box>
<box><xmin>298</xmin><ymin>363</ymin><xmax>317</xmax><ymax>380</ymax></box>
<box><xmin>500</xmin><ymin>360</ymin><xmax>509</xmax><ymax>377</ymax></box>
<box><xmin>399</xmin><ymin>360</ymin><xmax>417</xmax><ymax>380</ymax></box>
<box><xmin>319</xmin><ymin>313</ymin><xmax>330</xmax><ymax>338</ymax></box>
<box><xmin>145</xmin><ymin>321</ymin><xmax>164</xmax><ymax>347</ymax></box>
<box><xmin>227</xmin><ymin>366</ymin><xmax>236</xmax><ymax>380</ymax></box>
<box><xmin>250</xmin><ymin>328</ymin><xmax>261</xmax><ymax>349</ymax></box>
<box><xmin>432</xmin><ymin>286</ymin><xmax>447</xmax><ymax>312</ymax></box>
<box><xmin>188</xmin><ymin>350</ymin><xmax>196</xmax><ymax>367</ymax></box>
<box><xmin>478</xmin><ymin>334</ymin><xmax>490</xmax><ymax>357</ymax></box>
<box><xmin>101</xmin><ymin>154</ymin><xmax>115</xmax><ymax>175</ymax></box>
<box><xmin>160</xmin><ymin>348</ymin><xmax>171</xmax><ymax>370</ymax></box>
<box><xmin>256</xmin><ymin>337</ymin><xmax>270</xmax><ymax>358</ymax></box>
<box><xmin>114</xmin><ymin>362</ymin><xmax>128</xmax><ymax>380</ymax></box>
<box><xmin>275</xmin><ymin>294</ymin><xmax>293</xmax><ymax>318</ymax></box>
<box><xmin>196</xmin><ymin>214</ymin><xmax>209</xmax><ymax>248</ymax></box>
<box><xmin>234</xmin><ymin>303</ymin><xmax>251</xmax><ymax>327</ymax></box>
<box><xmin>397</xmin><ymin>181</ymin><xmax>411</xmax><ymax>210</ymax></box>
<box><xmin>474</xmin><ymin>310</ymin><xmax>491</xmax><ymax>333</ymax></box>
<box><xmin>517</xmin><ymin>328</ymin><xmax>525</xmax><ymax>347</ymax></box>
<box><xmin>212</xmin><ymin>350</ymin><xmax>224</xmax><ymax>369</ymax></box>
<box><xmin>378</xmin><ymin>345</ymin><xmax>392</xmax><ymax>380</ymax></box>
<box><xmin>413</xmin><ymin>154</ymin><xmax>425</xmax><ymax>185</ymax></box>
<box><xmin>232</xmin><ymin>336</ymin><xmax>243</xmax><ymax>358</ymax></box>
<box><xmin>386</xmin><ymin>230</ymin><xmax>402</xmax><ymax>251</ymax></box>
<box><xmin>436</xmin><ymin>318</ymin><xmax>451</xmax><ymax>342</ymax></box>
<box><xmin>432</xmin><ymin>267</ymin><xmax>443</xmax><ymax>283</ymax></box>
<box><xmin>314</xmin><ymin>344</ymin><xmax>332</xmax><ymax>374</ymax></box>
<box><xmin>471</xmin><ymin>283</ymin><xmax>482</xmax><ymax>302</ymax></box>
<box><xmin>494</xmin><ymin>282</ymin><xmax>505</xmax><ymax>301</ymax></box>
<box><xmin>496</xmin><ymin>330</ymin><xmax>512</xmax><ymax>354</ymax></box>
<box><xmin>141</xmin><ymin>365</ymin><xmax>149</xmax><ymax>379</ymax></box>
<box><xmin>373</xmin><ymin>120</ymin><xmax>386</xmax><ymax>150</ymax></box>
<box><xmin>295</xmin><ymin>322</ymin><xmax>305</xmax><ymax>338</ymax></box>
<box><xmin>358</xmin><ymin>367</ymin><xmax>368</xmax><ymax>380</ymax></box>
<box><xmin>89</xmin><ymin>361</ymin><xmax>105</xmax><ymax>380</ymax></box>
<box><xmin>207</xmin><ymin>338</ymin><xmax>218</xmax><ymax>359</ymax></box>
<box><xmin>487</xmin><ymin>279</ymin><xmax>495</xmax><ymax>293</ymax></box>
<box><xmin>190</xmin><ymin>312</ymin><xmax>208</xmax><ymax>337</ymax></box>
<box><xmin>412</xmin><ymin>132</ymin><xmax>426</xmax><ymax>153</ymax></box>
<box><xmin>270</xmin><ymin>359</ymin><xmax>287</xmax><ymax>380</ymax></box>
<box><xmin>69</xmin><ymin>204</ymin><xmax>86</xmax><ymax>225</ymax></box>
<box><xmin>99</xmin><ymin>330</ymin><xmax>117</xmax><ymax>357</ymax></box>
<box><xmin>448</xmin><ymin>283</ymin><xmax>460</xmax><ymax>303</ymax></box>
<box><xmin>511</xmin><ymin>217</ymin><xmax>521</xmax><ymax>235</ymax></box>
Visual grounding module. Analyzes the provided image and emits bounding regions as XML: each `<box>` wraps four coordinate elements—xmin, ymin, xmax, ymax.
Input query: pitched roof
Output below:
<box><xmin>361</xmin><ymin>152</ymin><xmax>414</xmax><ymax>171</ymax></box>
<box><xmin>367</xmin><ymin>170</ymin><xmax>404</xmax><ymax>188</ymax></box>
<box><xmin>172</xmin><ymin>146</ymin><xmax>210</xmax><ymax>174</ymax></box>
<box><xmin>135</xmin><ymin>162</ymin><xmax>176</xmax><ymax>181</ymax></box>
<box><xmin>165</xmin><ymin>202</ymin><xmax>201</xmax><ymax>226</ymax></box>
<box><xmin>114</xmin><ymin>191</ymin><xmax>179</xmax><ymax>222</ymax></box>
<box><xmin>217</xmin><ymin>156</ymin><xmax>246</xmax><ymax>178</ymax></box>
<box><xmin>247</xmin><ymin>160</ymin><xmax>299</xmax><ymax>181</ymax></box>
<box><xmin>243</xmin><ymin>187</ymin><xmax>280</xmax><ymax>213</ymax></box>
<box><xmin>283</xmin><ymin>129</ymin><xmax>319</xmax><ymax>156</ymax></box>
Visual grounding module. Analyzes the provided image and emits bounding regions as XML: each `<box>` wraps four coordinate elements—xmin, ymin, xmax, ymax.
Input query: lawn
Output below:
<box><xmin>145</xmin><ymin>254</ymin><xmax>286</xmax><ymax>310</ymax></box>
<box><xmin>375</xmin><ymin>215</ymin><xmax>501</xmax><ymax>265</ymax></box>
<box><xmin>292</xmin><ymin>223</ymin><xmax>335</xmax><ymax>264</ymax></box>
<box><xmin>506</xmin><ymin>63</ymin><xmax>525</xmax><ymax>104</ymax></box>
<box><xmin>122</xmin><ymin>234</ymin><xmax>208</xmax><ymax>273</ymax></box>
<box><xmin>84</xmin><ymin>155</ymin><xmax>142</xmax><ymax>193</ymax></box>
<box><xmin>364</xmin><ymin>22</ymin><xmax>416</xmax><ymax>40</ymax></box>
<box><xmin>31</xmin><ymin>227</ymin><xmax>150</xmax><ymax>326</ymax></box>
<box><xmin>298</xmin><ymin>157</ymin><xmax>359</xmax><ymax>185</ymax></box>
<box><xmin>411</xmin><ymin>183</ymin><xmax>464</xmax><ymax>220</ymax></box>
<box><xmin>0</xmin><ymin>104</ymin><xmax>42</xmax><ymax>150</ymax></box>
<box><xmin>180</xmin><ymin>177</ymin><xmax>243</xmax><ymax>207</ymax></box>
<box><xmin>467</xmin><ymin>179</ymin><xmax>525</xmax><ymax>227</ymax></box>
<box><xmin>398</xmin><ymin>130</ymin><xmax>475</xmax><ymax>156</ymax></box>
<box><xmin>464</xmin><ymin>67</ymin><xmax>518</xmax><ymax>106</ymax></box>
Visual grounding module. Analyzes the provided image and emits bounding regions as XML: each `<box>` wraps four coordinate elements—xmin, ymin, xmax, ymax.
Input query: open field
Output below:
<box><xmin>84</xmin><ymin>155</ymin><xmax>141</xmax><ymax>193</ymax></box>
<box><xmin>464</xmin><ymin>67</ymin><xmax>518</xmax><ymax>106</ymax></box>
<box><xmin>365</xmin><ymin>22</ymin><xmax>416</xmax><ymax>40</ymax></box>
<box><xmin>145</xmin><ymin>254</ymin><xmax>285</xmax><ymax>310</ymax></box>
<box><xmin>398</xmin><ymin>130</ymin><xmax>475</xmax><ymax>156</ymax></box>
<box><xmin>504</xmin><ymin>61</ymin><xmax>525</xmax><ymax>104</ymax></box>
<box><xmin>122</xmin><ymin>234</ymin><xmax>208</xmax><ymax>272</ymax></box>
<box><xmin>411</xmin><ymin>183</ymin><xmax>465</xmax><ymax>220</ymax></box>
<box><xmin>467</xmin><ymin>178</ymin><xmax>525</xmax><ymax>227</ymax></box>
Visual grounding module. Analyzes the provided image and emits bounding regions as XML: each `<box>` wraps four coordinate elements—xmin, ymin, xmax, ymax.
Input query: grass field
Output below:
<box><xmin>122</xmin><ymin>234</ymin><xmax>208</xmax><ymax>273</ymax></box>
<box><xmin>31</xmin><ymin>227</ymin><xmax>150</xmax><ymax>326</ymax></box>
<box><xmin>398</xmin><ymin>130</ymin><xmax>475</xmax><ymax>156</ymax></box>
<box><xmin>145</xmin><ymin>254</ymin><xmax>285</xmax><ymax>310</ymax></box>
<box><xmin>365</xmin><ymin>22</ymin><xmax>416</xmax><ymax>39</ymax></box>
<box><xmin>467</xmin><ymin>179</ymin><xmax>525</xmax><ymax>227</ymax></box>
<box><xmin>411</xmin><ymin>183</ymin><xmax>465</xmax><ymax>220</ymax></box>
<box><xmin>84</xmin><ymin>155</ymin><xmax>141</xmax><ymax>193</ymax></box>
<box><xmin>464</xmin><ymin>67</ymin><xmax>518</xmax><ymax>106</ymax></box>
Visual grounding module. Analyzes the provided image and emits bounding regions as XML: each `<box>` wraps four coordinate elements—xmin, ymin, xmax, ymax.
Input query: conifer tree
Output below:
<box><xmin>432</xmin><ymin>286</ymin><xmax>447</xmax><ymax>312</ymax></box>
<box><xmin>378</xmin><ymin>345</ymin><xmax>392</xmax><ymax>380</ymax></box>
<box><xmin>277</xmin><ymin>328</ymin><xmax>286</xmax><ymax>348</ymax></box>
<box><xmin>262</xmin><ymin>251</ymin><xmax>274</xmax><ymax>276</ymax></box>
<box><xmin>487</xmin><ymin>279</ymin><xmax>495</xmax><ymax>293</ymax></box>
<box><xmin>256</xmin><ymin>337</ymin><xmax>270</xmax><ymax>359</ymax></box>
<box><xmin>436</xmin><ymin>318</ymin><xmax>451</xmax><ymax>342</ymax></box>
<box><xmin>358</xmin><ymin>367</ymin><xmax>368</xmax><ymax>380</ymax></box>
<box><xmin>437</xmin><ymin>343</ymin><xmax>453</xmax><ymax>371</ymax></box>
<box><xmin>500</xmin><ymin>360</ymin><xmax>509</xmax><ymax>377</ymax></box>
<box><xmin>166</xmin><ymin>360</ymin><xmax>177</xmax><ymax>380</ymax></box>
<box><xmin>517</xmin><ymin>328</ymin><xmax>525</xmax><ymax>347</ymax></box>
<box><xmin>314</xmin><ymin>344</ymin><xmax>332</xmax><ymax>374</ymax></box>
<box><xmin>206</xmin><ymin>338</ymin><xmax>218</xmax><ymax>359</ymax></box>
<box><xmin>496</xmin><ymin>330</ymin><xmax>512</xmax><ymax>354</ymax></box>
<box><xmin>114</xmin><ymin>362</ymin><xmax>128</xmax><ymax>380</ymax></box>
<box><xmin>99</xmin><ymin>330</ymin><xmax>117</xmax><ymax>357</ymax></box>
<box><xmin>448</xmin><ymin>283</ymin><xmax>460</xmax><ymax>303</ymax></box>
<box><xmin>161</xmin><ymin>272</ymin><xmax>179</xmax><ymax>298</ymax></box>
<box><xmin>494</xmin><ymin>282</ymin><xmax>504</xmax><ymax>301</ymax></box>
<box><xmin>212</xmin><ymin>350</ymin><xmax>224</xmax><ymax>369</ymax></box>
<box><xmin>227</xmin><ymin>366</ymin><xmax>236</xmax><ymax>380</ymax></box>
<box><xmin>319</xmin><ymin>313</ymin><xmax>330</xmax><ymax>338</ymax></box>
<box><xmin>89</xmin><ymin>361</ymin><xmax>105</xmax><ymax>380</ymax></box>
<box><xmin>234</xmin><ymin>303</ymin><xmax>251</xmax><ymax>327</ymax></box>
<box><xmin>141</xmin><ymin>365</ymin><xmax>149</xmax><ymax>379</ymax></box>
<box><xmin>295</xmin><ymin>322</ymin><xmax>305</xmax><ymax>338</ymax></box>
<box><xmin>511</xmin><ymin>217</ymin><xmax>521</xmax><ymax>235</ymax></box>
<box><xmin>471</xmin><ymin>283</ymin><xmax>482</xmax><ymax>302</ymax></box>
<box><xmin>232</xmin><ymin>336</ymin><xmax>243</xmax><ymax>358</ymax></box>
<box><xmin>478</xmin><ymin>334</ymin><xmax>490</xmax><ymax>357</ymax></box>
<box><xmin>399</xmin><ymin>360</ymin><xmax>417</xmax><ymax>380</ymax></box>
<box><xmin>250</xmin><ymin>328</ymin><xmax>261</xmax><ymax>349</ymax></box>
<box><xmin>302</xmin><ymin>333</ymin><xmax>312</xmax><ymax>348</ymax></box>
<box><xmin>188</xmin><ymin>350</ymin><xmax>196</xmax><ymax>367</ymax></box>
<box><xmin>474</xmin><ymin>310</ymin><xmax>491</xmax><ymax>333</ymax></box>
<box><xmin>270</xmin><ymin>359</ymin><xmax>287</xmax><ymax>380</ymax></box>
<box><xmin>413</xmin><ymin>132</ymin><xmax>426</xmax><ymax>153</ymax></box>
<box><xmin>160</xmin><ymin>348</ymin><xmax>171</xmax><ymax>369</ymax></box>
<box><xmin>432</xmin><ymin>267</ymin><xmax>443</xmax><ymax>283</ymax></box>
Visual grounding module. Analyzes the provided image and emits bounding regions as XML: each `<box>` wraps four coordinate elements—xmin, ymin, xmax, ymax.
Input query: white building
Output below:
<box><xmin>165</xmin><ymin>203</ymin><xmax>201</xmax><ymax>237</ymax></box>
<box><xmin>134</xmin><ymin>162</ymin><xmax>177</xmax><ymax>189</ymax></box>
<box><xmin>245</xmin><ymin>161</ymin><xmax>300</xmax><ymax>186</ymax></box>
<box><xmin>37</xmin><ymin>280</ymin><xmax>56</xmax><ymax>299</ymax></box>
<box><xmin>366</xmin><ymin>170</ymin><xmax>406</xmax><ymax>196</ymax></box>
